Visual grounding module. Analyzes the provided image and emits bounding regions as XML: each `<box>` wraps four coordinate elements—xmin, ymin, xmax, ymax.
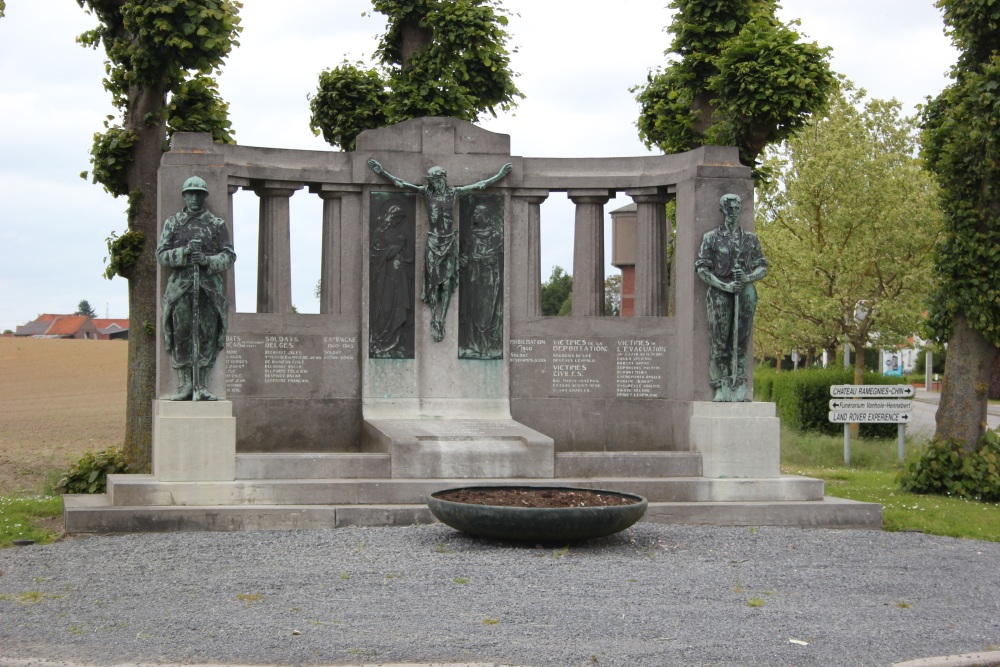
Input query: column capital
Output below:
<box><xmin>567</xmin><ymin>189</ymin><xmax>612</xmax><ymax>205</ymax></box>
<box><xmin>252</xmin><ymin>180</ymin><xmax>305</xmax><ymax>198</ymax></box>
<box><xmin>228</xmin><ymin>176</ymin><xmax>251</xmax><ymax>195</ymax></box>
<box><xmin>310</xmin><ymin>183</ymin><xmax>363</xmax><ymax>199</ymax></box>
<box><xmin>511</xmin><ymin>188</ymin><xmax>550</xmax><ymax>204</ymax></box>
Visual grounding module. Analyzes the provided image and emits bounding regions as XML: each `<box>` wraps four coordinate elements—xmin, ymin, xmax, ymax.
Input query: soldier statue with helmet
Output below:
<box><xmin>156</xmin><ymin>176</ymin><xmax>236</xmax><ymax>401</ymax></box>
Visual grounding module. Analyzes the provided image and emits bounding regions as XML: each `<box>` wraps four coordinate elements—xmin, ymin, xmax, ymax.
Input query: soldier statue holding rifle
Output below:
<box><xmin>695</xmin><ymin>193</ymin><xmax>768</xmax><ymax>402</ymax></box>
<box><xmin>157</xmin><ymin>176</ymin><xmax>236</xmax><ymax>401</ymax></box>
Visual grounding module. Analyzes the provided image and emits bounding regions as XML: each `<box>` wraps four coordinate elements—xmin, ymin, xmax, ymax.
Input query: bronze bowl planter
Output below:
<box><xmin>427</xmin><ymin>485</ymin><xmax>648</xmax><ymax>542</ymax></box>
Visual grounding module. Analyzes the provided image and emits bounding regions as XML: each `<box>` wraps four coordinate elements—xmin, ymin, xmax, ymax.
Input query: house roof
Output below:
<box><xmin>93</xmin><ymin>318</ymin><xmax>129</xmax><ymax>333</ymax></box>
<box><xmin>15</xmin><ymin>314</ymin><xmax>98</xmax><ymax>337</ymax></box>
<box><xmin>44</xmin><ymin>315</ymin><xmax>94</xmax><ymax>336</ymax></box>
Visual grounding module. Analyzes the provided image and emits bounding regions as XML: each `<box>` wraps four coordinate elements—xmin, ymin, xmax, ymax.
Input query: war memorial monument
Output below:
<box><xmin>63</xmin><ymin>118</ymin><xmax>881</xmax><ymax>532</ymax></box>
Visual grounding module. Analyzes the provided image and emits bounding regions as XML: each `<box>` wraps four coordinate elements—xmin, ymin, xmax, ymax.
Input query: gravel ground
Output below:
<box><xmin>1</xmin><ymin>524</ymin><xmax>998</xmax><ymax>667</ymax></box>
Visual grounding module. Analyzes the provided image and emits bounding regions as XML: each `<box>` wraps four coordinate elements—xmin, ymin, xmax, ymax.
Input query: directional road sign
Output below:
<box><xmin>828</xmin><ymin>411</ymin><xmax>913</xmax><ymax>424</ymax></box>
<box><xmin>830</xmin><ymin>384</ymin><xmax>914</xmax><ymax>398</ymax></box>
<box><xmin>828</xmin><ymin>399</ymin><xmax>913</xmax><ymax>412</ymax></box>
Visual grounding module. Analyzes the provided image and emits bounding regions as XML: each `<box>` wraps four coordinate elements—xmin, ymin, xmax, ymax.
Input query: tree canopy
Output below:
<box><xmin>633</xmin><ymin>0</ymin><xmax>835</xmax><ymax>176</ymax></box>
<box><xmin>76</xmin><ymin>0</ymin><xmax>242</xmax><ymax>471</ymax></box>
<box><xmin>919</xmin><ymin>0</ymin><xmax>1000</xmax><ymax>448</ymax></box>
<box><xmin>540</xmin><ymin>266</ymin><xmax>572</xmax><ymax>316</ymax></box>
<box><xmin>309</xmin><ymin>0</ymin><xmax>522</xmax><ymax>151</ymax></box>
<box><xmin>755</xmin><ymin>83</ymin><xmax>942</xmax><ymax>383</ymax></box>
<box><xmin>76</xmin><ymin>300</ymin><xmax>98</xmax><ymax>318</ymax></box>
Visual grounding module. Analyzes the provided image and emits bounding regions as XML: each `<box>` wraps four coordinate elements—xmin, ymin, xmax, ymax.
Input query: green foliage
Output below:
<box><xmin>920</xmin><ymin>57</ymin><xmax>1000</xmax><ymax>347</ymax></box>
<box><xmin>604</xmin><ymin>274</ymin><xmax>622</xmax><ymax>317</ymax></box>
<box><xmin>77</xmin><ymin>0</ymin><xmax>243</xmax><ymax>98</ymax></box>
<box><xmin>77</xmin><ymin>0</ymin><xmax>242</xmax><ymax>197</ymax></box>
<box><xmin>310</xmin><ymin>0</ymin><xmax>522</xmax><ymax>150</ymax></box>
<box><xmin>0</xmin><ymin>1</ymin><xmax>5</xmax><ymax>18</ymax></box>
<box><xmin>540</xmin><ymin>266</ymin><xmax>572</xmax><ymax>316</ymax></box>
<box><xmin>75</xmin><ymin>300</ymin><xmax>98</xmax><ymax>318</ymax></box>
<box><xmin>103</xmin><ymin>229</ymin><xmax>145</xmax><ymax>280</ymax></box>
<box><xmin>309</xmin><ymin>62</ymin><xmax>390</xmax><ymax>151</ymax></box>
<box><xmin>754</xmin><ymin>83</ymin><xmax>942</xmax><ymax>363</ymax></box>
<box><xmin>55</xmin><ymin>446</ymin><xmax>129</xmax><ymax>495</ymax></box>
<box><xmin>898</xmin><ymin>429</ymin><xmax>1000</xmax><ymax>502</ymax></box>
<box><xmin>88</xmin><ymin>125</ymin><xmax>138</xmax><ymax>197</ymax></box>
<box><xmin>634</xmin><ymin>0</ymin><xmax>834</xmax><ymax>175</ymax></box>
<box><xmin>0</xmin><ymin>495</ymin><xmax>62</xmax><ymax>548</ymax></box>
<box><xmin>756</xmin><ymin>366</ymin><xmax>906</xmax><ymax>437</ymax></box>
<box><xmin>166</xmin><ymin>75</ymin><xmax>236</xmax><ymax>143</ymax></box>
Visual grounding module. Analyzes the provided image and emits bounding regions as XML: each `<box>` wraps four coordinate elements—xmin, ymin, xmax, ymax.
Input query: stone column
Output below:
<box><xmin>511</xmin><ymin>190</ymin><xmax>549</xmax><ymax>317</ymax></box>
<box><xmin>226</xmin><ymin>177</ymin><xmax>250</xmax><ymax>315</ymax></box>
<box><xmin>311</xmin><ymin>184</ymin><xmax>363</xmax><ymax>315</ymax></box>
<box><xmin>253</xmin><ymin>181</ymin><xmax>302</xmax><ymax>314</ymax></box>
<box><xmin>628</xmin><ymin>189</ymin><xmax>673</xmax><ymax>317</ymax></box>
<box><xmin>568</xmin><ymin>190</ymin><xmax>611</xmax><ymax>317</ymax></box>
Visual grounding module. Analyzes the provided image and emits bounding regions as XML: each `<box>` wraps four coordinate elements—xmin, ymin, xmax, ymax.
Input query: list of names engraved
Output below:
<box><xmin>264</xmin><ymin>335</ymin><xmax>318</xmax><ymax>384</ymax></box>
<box><xmin>549</xmin><ymin>338</ymin><xmax>609</xmax><ymax>395</ymax></box>
<box><xmin>225</xmin><ymin>334</ymin><xmax>261</xmax><ymax>395</ymax></box>
<box><xmin>615</xmin><ymin>339</ymin><xmax>666</xmax><ymax>398</ymax></box>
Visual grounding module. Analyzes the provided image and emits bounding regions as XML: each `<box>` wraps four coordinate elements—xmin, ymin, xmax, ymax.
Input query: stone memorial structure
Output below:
<box><xmin>63</xmin><ymin>118</ymin><xmax>881</xmax><ymax>532</ymax></box>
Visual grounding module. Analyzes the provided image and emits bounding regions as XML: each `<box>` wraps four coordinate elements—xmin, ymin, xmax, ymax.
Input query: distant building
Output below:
<box><xmin>610</xmin><ymin>203</ymin><xmax>637</xmax><ymax>317</ymax></box>
<box><xmin>92</xmin><ymin>318</ymin><xmax>130</xmax><ymax>340</ymax></box>
<box><xmin>15</xmin><ymin>314</ymin><xmax>102</xmax><ymax>339</ymax></box>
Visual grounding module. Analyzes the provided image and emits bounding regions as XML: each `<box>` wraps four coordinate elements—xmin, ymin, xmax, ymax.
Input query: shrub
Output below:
<box><xmin>55</xmin><ymin>446</ymin><xmax>128</xmax><ymax>494</ymax></box>
<box><xmin>898</xmin><ymin>430</ymin><xmax>1000</xmax><ymax>502</ymax></box>
<box><xmin>762</xmin><ymin>367</ymin><xmax>907</xmax><ymax>438</ymax></box>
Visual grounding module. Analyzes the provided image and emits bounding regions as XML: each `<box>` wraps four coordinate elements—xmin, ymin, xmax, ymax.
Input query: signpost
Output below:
<box><xmin>829</xmin><ymin>385</ymin><xmax>914</xmax><ymax>465</ymax></box>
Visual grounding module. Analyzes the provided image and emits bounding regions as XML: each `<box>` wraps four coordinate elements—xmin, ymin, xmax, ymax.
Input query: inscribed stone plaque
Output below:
<box><xmin>458</xmin><ymin>194</ymin><xmax>505</xmax><ymax>359</ymax></box>
<box><xmin>509</xmin><ymin>336</ymin><xmax>667</xmax><ymax>399</ymax></box>
<box><xmin>224</xmin><ymin>332</ymin><xmax>360</xmax><ymax>398</ymax></box>
<box><xmin>369</xmin><ymin>192</ymin><xmax>416</xmax><ymax>359</ymax></box>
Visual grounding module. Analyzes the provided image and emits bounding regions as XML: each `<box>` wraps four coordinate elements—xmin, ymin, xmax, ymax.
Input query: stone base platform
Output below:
<box><xmin>63</xmin><ymin>495</ymin><xmax>881</xmax><ymax>533</ymax></box>
<box><xmin>62</xmin><ymin>455</ymin><xmax>882</xmax><ymax>532</ymax></box>
<box><xmin>362</xmin><ymin>419</ymin><xmax>555</xmax><ymax>478</ymax></box>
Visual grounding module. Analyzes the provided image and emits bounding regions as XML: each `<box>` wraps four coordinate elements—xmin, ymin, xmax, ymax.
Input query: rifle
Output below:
<box><xmin>190</xmin><ymin>238</ymin><xmax>202</xmax><ymax>402</ymax></box>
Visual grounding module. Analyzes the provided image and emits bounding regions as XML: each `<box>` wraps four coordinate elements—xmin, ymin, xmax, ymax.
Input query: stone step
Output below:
<box><xmin>62</xmin><ymin>494</ymin><xmax>882</xmax><ymax>534</ymax></box>
<box><xmin>234</xmin><ymin>451</ymin><xmax>702</xmax><ymax>480</ymax></box>
<box><xmin>554</xmin><ymin>451</ymin><xmax>702</xmax><ymax>478</ymax></box>
<box><xmin>102</xmin><ymin>473</ymin><xmax>825</xmax><ymax>507</ymax></box>
<box><xmin>237</xmin><ymin>453</ymin><xmax>391</xmax><ymax>479</ymax></box>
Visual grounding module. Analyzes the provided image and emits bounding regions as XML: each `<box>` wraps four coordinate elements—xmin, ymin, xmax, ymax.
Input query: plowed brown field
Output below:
<box><xmin>0</xmin><ymin>337</ymin><xmax>126</xmax><ymax>495</ymax></box>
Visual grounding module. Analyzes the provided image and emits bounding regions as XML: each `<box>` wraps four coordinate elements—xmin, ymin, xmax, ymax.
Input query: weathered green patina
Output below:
<box><xmin>459</xmin><ymin>196</ymin><xmax>505</xmax><ymax>359</ymax></box>
<box><xmin>695</xmin><ymin>194</ymin><xmax>767</xmax><ymax>401</ymax></box>
<box><xmin>369</xmin><ymin>193</ymin><xmax>416</xmax><ymax>359</ymax></box>
<box><xmin>368</xmin><ymin>159</ymin><xmax>512</xmax><ymax>342</ymax></box>
<box><xmin>156</xmin><ymin>176</ymin><xmax>235</xmax><ymax>401</ymax></box>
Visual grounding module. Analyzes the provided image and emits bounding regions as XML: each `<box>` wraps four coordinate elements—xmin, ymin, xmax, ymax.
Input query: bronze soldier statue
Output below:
<box><xmin>156</xmin><ymin>176</ymin><xmax>236</xmax><ymax>401</ymax></box>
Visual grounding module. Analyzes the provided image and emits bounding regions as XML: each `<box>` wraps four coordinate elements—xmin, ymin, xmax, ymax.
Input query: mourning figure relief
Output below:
<box><xmin>369</xmin><ymin>195</ymin><xmax>416</xmax><ymax>358</ymax></box>
<box><xmin>459</xmin><ymin>197</ymin><xmax>505</xmax><ymax>359</ymax></box>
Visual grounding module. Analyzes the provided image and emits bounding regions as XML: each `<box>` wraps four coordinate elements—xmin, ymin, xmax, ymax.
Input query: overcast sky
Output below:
<box><xmin>0</xmin><ymin>1</ymin><xmax>957</xmax><ymax>332</ymax></box>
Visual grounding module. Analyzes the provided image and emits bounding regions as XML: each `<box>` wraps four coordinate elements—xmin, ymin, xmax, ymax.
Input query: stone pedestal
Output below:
<box><xmin>153</xmin><ymin>400</ymin><xmax>236</xmax><ymax>482</ymax></box>
<box><xmin>689</xmin><ymin>402</ymin><xmax>780</xmax><ymax>478</ymax></box>
<box><xmin>363</xmin><ymin>419</ymin><xmax>554</xmax><ymax>478</ymax></box>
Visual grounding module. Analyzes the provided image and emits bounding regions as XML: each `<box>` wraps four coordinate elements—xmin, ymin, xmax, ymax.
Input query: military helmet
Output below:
<box><xmin>182</xmin><ymin>176</ymin><xmax>209</xmax><ymax>193</ymax></box>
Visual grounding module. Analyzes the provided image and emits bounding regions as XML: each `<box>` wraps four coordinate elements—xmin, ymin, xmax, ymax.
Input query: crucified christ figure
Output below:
<box><xmin>368</xmin><ymin>159</ymin><xmax>512</xmax><ymax>342</ymax></box>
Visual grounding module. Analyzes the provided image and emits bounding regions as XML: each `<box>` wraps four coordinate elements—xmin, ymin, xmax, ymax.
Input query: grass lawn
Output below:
<box><xmin>0</xmin><ymin>495</ymin><xmax>63</xmax><ymax>547</ymax></box>
<box><xmin>781</xmin><ymin>427</ymin><xmax>1000</xmax><ymax>542</ymax></box>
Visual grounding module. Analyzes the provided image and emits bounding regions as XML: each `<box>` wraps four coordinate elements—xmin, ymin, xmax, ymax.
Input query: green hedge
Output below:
<box><xmin>754</xmin><ymin>366</ymin><xmax>908</xmax><ymax>438</ymax></box>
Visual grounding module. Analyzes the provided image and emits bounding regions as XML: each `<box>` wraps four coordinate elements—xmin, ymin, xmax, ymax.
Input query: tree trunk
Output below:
<box><xmin>851</xmin><ymin>342</ymin><xmax>865</xmax><ymax>439</ymax></box>
<box><xmin>934</xmin><ymin>314</ymin><xmax>999</xmax><ymax>451</ymax></box>
<box><xmin>400</xmin><ymin>19</ymin><xmax>432</xmax><ymax>68</ymax></box>
<box><xmin>121</xmin><ymin>85</ymin><xmax>168</xmax><ymax>473</ymax></box>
